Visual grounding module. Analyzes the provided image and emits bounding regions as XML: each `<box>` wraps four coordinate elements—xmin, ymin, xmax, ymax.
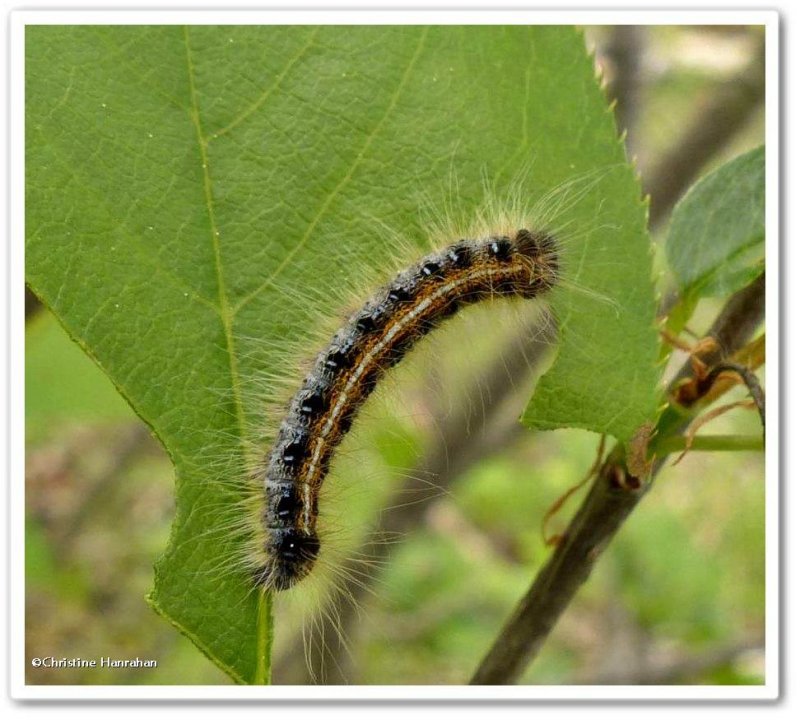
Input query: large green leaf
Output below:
<box><xmin>665</xmin><ymin>146</ymin><xmax>765</xmax><ymax>302</ymax></box>
<box><xmin>26</xmin><ymin>25</ymin><xmax>658</xmax><ymax>683</ymax></box>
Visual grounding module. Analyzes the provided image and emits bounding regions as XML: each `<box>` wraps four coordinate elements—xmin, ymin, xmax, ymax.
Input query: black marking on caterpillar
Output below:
<box><xmin>255</xmin><ymin>228</ymin><xmax>559</xmax><ymax>591</ymax></box>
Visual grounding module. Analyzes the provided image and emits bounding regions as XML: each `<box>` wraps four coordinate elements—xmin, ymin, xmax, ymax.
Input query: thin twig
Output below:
<box><xmin>541</xmin><ymin>435</ymin><xmax>606</xmax><ymax>547</ymax></box>
<box><xmin>651</xmin><ymin>433</ymin><xmax>763</xmax><ymax>456</ymax></box>
<box><xmin>700</xmin><ymin>362</ymin><xmax>766</xmax><ymax>429</ymax></box>
<box><xmin>469</xmin><ymin>273</ymin><xmax>765</xmax><ymax>685</ymax></box>
<box><xmin>671</xmin><ymin>399</ymin><xmax>757</xmax><ymax>466</ymax></box>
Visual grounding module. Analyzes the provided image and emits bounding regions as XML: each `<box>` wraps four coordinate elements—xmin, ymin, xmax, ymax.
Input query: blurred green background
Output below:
<box><xmin>25</xmin><ymin>25</ymin><xmax>766</xmax><ymax>685</ymax></box>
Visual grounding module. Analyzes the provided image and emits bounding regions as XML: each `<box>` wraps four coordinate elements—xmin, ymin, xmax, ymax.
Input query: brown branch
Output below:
<box><xmin>699</xmin><ymin>362</ymin><xmax>765</xmax><ymax>429</ymax></box>
<box><xmin>672</xmin><ymin>273</ymin><xmax>765</xmax><ymax>387</ymax></box>
<box><xmin>469</xmin><ymin>273</ymin><xmax>765</xmax><ymax>685</ymax></box>
<box><xmin>672</xmin><ymin>333</ymin><xmax>765</xmax><ymax>409</ymax></box>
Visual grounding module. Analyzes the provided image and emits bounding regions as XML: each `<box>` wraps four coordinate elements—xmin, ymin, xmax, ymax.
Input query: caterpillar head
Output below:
<box><xmin>257</xmin><ymin>528</ymin><xmax>321</xmax><ymax>591</ymax></box>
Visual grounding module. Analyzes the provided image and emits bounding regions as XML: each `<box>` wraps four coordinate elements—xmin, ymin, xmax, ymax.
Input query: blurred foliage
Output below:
<box><xmin>25</xmin><ymin>315</ymin><xmax>134</xmax><ymax>442</ymax></box>
<box><xmin>25</xmin><ymin>24</ymin><xmax>765</xmax><ymax>686</ymax></box>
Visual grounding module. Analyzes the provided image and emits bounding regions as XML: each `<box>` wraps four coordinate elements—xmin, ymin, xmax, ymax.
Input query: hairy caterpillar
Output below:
<box><xmin>253</xmin><ymin>226</ymin><xmax>560</xmax><ymax>592</ymax></box>
<box><xmin>203</xmin><ymin>165</ymin><xmax>621</xmax><ymax>615</ymax></box>
<box><xmin>169</xmin><ymin>165</ymin><xmax>622</xmax><ymax>682</ymax></box>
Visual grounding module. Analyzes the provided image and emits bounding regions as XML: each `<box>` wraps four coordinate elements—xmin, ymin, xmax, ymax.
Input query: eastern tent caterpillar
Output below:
<box><xmin>255</xmin><ymin>227</ymin><xmax>560</xmax><ymax>591</ymax></box>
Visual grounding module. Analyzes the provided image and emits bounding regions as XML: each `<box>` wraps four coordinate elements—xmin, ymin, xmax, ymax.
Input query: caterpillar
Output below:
<box><xmin>254</xmin><ymin>227</ymin><xmax>560</xmax><ymax>592</ymax></box>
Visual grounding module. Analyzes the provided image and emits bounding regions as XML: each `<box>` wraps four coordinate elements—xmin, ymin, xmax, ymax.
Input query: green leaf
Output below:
<box><xmin>515</xmin><ymin>63</ymin><xmax>659</xmax><ymax>440</ymax></box>
<box><xmin>665</xmin><ymin>146</ymin><xmax>765</xmax><ymax>303</ymax></box>
<box><xmin>26</xmin><ymin>25</ymin><xmax>659</xmax><ymax>683</ymax></box>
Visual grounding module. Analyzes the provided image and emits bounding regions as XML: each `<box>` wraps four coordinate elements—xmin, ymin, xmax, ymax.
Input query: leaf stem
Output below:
<box><xmin>651</xmin><ymin>433</ymin><xmax>764</xmax><ymax>457</ymax></box>
<box><xmin>254</xmin><ymin>590</ymin><xmax>273</xmax><ymax>685</ymax></box>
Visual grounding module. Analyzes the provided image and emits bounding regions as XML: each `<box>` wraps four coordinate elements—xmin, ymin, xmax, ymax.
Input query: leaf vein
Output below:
<box><xmin>209</xmin><ymin>27</ymin><xmax>321</xmax><ymax>142</ymax></box>
<box><xmin>232</xmin><ymin>27</ymin><xmax>431</xmax><ymax>316</ymax></box>
<box><xmin>183</xmin><ymin>26</ymin><xmax>247</xmax><ymax>435</ymax></box>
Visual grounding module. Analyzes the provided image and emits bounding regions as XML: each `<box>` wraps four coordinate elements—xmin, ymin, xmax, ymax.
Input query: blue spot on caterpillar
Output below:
<box><xmin>255</xmin><ymin>228</ymin><xmax>559</xmax><ymax>591</ymax></box>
